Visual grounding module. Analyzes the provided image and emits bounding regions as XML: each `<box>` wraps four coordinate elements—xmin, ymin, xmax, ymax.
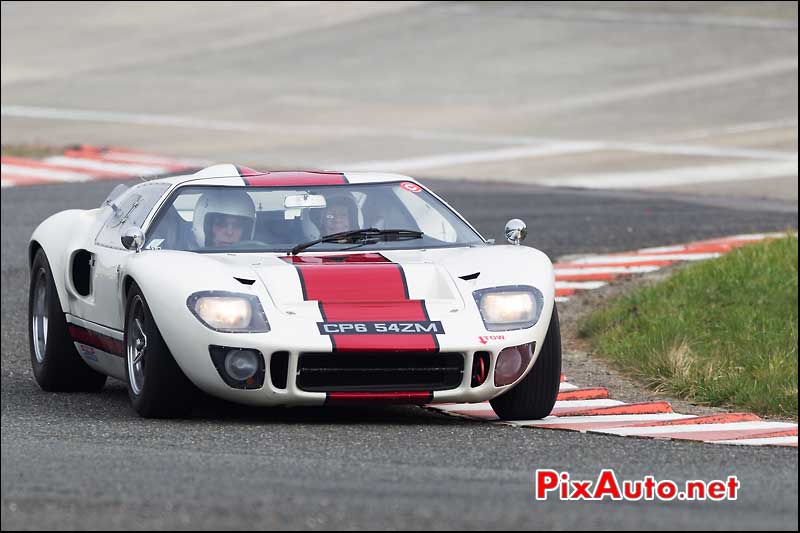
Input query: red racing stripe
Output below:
<box><xmin>236</xmin><ymin>166</ymin><xmax>262</xmax><ymax>177</ymax></box>
<box><xmin>327</xmin><ymin>391</ymin><xmax>433</xmax><ymax>405</ymax></box>
<box><xmin>244</xmin><ymin>171</ymin><xmax>347</xmax><ymax>186</ymax></box>
<box><xmin>68</xmin><ymin>324</ymin><xmax>124</xmax><ymax>357</ymax></box>
<box><xmin>284</xmin><ymin>254</ymin><xmax>438</xmax><ymax>352</ymax></box>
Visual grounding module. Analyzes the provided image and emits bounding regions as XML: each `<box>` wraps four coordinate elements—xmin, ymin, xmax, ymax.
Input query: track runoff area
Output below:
<box><xmin>4</xmin><ymin>146</ymin><xmax>796</xmax><ymax>448</ymax></box>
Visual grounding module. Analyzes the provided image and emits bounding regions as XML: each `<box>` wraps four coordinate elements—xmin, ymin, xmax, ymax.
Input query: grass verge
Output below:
<box><xmin>1</xmin><ymin>144</ymin><xmax>64</xmax><ymax>158</ymax></box>
<box><xmin>579</xmin><ymin>234</ymin><xmax>798</xmax><ymax>419</ymax></box>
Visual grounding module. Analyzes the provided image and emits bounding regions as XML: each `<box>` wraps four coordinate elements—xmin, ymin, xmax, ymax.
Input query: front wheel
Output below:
<box><xmin>124</xmin><ymin>283</ymin><xmax>196</xmax><ymax>418</ymax></box>
<box><xmin>490</xmin><ymin>304</ymin><xmax>562</xmax><ymax>420</ymax></box>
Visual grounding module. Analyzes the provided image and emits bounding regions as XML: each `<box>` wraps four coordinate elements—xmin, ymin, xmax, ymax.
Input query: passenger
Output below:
<box><xmin>320</xmin><ymin>193</ymin><xmax>360</xmax><ymax>235</ymax></box>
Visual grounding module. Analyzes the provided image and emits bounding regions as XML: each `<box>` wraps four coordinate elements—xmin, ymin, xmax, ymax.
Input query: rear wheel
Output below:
<box><xmin>29</xmin><ymin>249</ymin><xmax>107</xmax><ymax>392</ymax></box>
<box><xmin>490</xmin><ymin>304</ymin><xmax>562</xmax><ymax>420</ymax></box>
<box><xmin>124</xmin><ymin>283</ymin><xmax>196</xmax><ymax>418</ymax></box>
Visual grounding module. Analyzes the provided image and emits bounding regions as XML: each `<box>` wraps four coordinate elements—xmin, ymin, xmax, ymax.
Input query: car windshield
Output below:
<box><xmin>144</xmin><ymin>182</ymin><xmax>485</xmax><ymax>253</ymax></box>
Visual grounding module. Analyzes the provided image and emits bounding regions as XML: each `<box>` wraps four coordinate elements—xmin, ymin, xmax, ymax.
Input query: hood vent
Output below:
<box><xmin>234</xmin><ymin>277</ymin><xmax>256</xmax><ymax>285</ymax></box>
<box><xmin>459</xmin><ymin>272</ymin><xmax>480</xmax><ymax>281</ymax></box>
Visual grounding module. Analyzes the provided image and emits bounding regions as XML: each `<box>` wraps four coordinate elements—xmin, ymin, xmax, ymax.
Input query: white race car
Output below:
<box><xmin>28</xmin><ymin>165</ymin><xmax>560</xmax><ymax>418</ymax></box>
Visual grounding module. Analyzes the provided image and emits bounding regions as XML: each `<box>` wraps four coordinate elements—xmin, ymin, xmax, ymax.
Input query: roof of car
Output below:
<box><xmin>148</xmin><ymin>164</ymin><xmax>420</xmax><ymax>188</ymax></box>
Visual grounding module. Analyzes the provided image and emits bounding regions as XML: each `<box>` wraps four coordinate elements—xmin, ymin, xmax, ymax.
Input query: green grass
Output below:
<box><xmin>579</xmin><ymin>234</ymin><xmax>798</xmax><ymax>418</ymax></box>
<box><xmin>1</xmin><ymin>144</ymin><xmax>64</xmax><ymax>158</ymax></box>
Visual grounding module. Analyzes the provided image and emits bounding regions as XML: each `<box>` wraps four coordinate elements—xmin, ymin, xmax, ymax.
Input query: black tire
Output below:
<box><xmin>29</xmin><ymin>249</ymin><xmax>107</xmax><ymax>392</ymax></box>
<box><xmin>124</xmin><ymin>282</ymin><xmax>196</xmax><ymax>418</ymax></box>
<box><xmin>490</xmin><ymin>304</ymin><xmax>562</xmax><ymax>420</ymax></box>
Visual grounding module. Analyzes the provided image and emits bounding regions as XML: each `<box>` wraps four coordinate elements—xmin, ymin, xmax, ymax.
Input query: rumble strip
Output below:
<box><xmin>1</xmin><ymin>145</ymin><xmax>206</xmax><ymax>187</ymax></box>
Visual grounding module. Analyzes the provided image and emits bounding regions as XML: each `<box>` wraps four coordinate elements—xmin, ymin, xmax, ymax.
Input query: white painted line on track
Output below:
<box><xmin>713</xmin><ymin>436</ymin><xmax>798</xmax><ymax>446</ymax></box>
<box><xmin>518</xmin><ymin>58</ymin><xmax>799</xmax><ymax>115</ymax></box>
<box><xmin>555</xmin><ymin>281</ymin><xmax>608</xmax><ymax>290</ymax></box>
<box><xmin>593</xmin><ymin>421</ymin><xmax>797</xmax><ymax>437</ymax></box>
<box><xmin>4</xmin><ymin>106</ymin><xmax>796</xmax><ymax>170</ymax></box>
<box><xmin>534</xmin><ymin>160</ymin><xmax>799</xmax><ymax>190</ymax></box>
<box><xmin>0</xmin><ymin>105</ymin><xmax>562</xmax><ymax>146</ymax></box>
<box><xmin>717</xmin><ymin>232</ymin><xmax>795</xmax><ymax>242</ymax></box>
<box><xmin>569</xmin><ymin>253</ymin><xmax>721</xmax><ymax>265</ymax></box>
<box><xmin>1</xmin><ymin>105</ymin><xmax>260</xmax><ymax>132</ymax></box>
<box><xmin>93</xmin><ymin>151</ymin><xmax>212</xmax><ymax>167</ymax></box>
<box><xmin>602</xmin><ymin>142</ymin><xmax>797</xmax><ymax>161</ymax></box>
<box><xmin>635</xmin><ymin>244</ymin><xmax>693</xmax><ymax>254</ymax></box>
<box><xmin>435</xmin><ymin>399</ymin><xmax>626</xmax><ymax>413</ymax></box>
<box><xmin>0</xmin><ymin>164</ymin><xmax>93</xmax><ymax>182</ymax></box>
<box><xmin>434</xmin><ymin>402</ymin><xmax>491</xmax><ymax>412</ymax></box>
<box><xmin>555</xmin><ymin>399</ymin><xmax>626</xmax><ymax>410</ymax></box>
<box><xmin>525</xmin><ymin>6</ymin><xmax>799</xmax><ymax>30</ymax></box>
<box><xmin>554</xmin><ymin>265</ymin><xmax>663</xmax><ymax>276</ymax></box>
<box><xmin>43</xmin><ymin>156</ymin><xmax>168</xmax><ymax>176</ymax></box>
<box><xmin>656</xmin><ymin>118</ymin><xmax>798</xmax><ymax>143</ymax></box>
<box><xmin>337</xmin><ymin>142</ymin><xmax>605</xmax><ymax>172</ymax></box>
<box><xmin>508</xmin><ymin>413</ymin><xmax>696</xmax><ymax>427</ymax></box>
<box><xmin>335</xmin><ymin>142</ymin><xmax>797</xmax><ymax>174</ymax></box>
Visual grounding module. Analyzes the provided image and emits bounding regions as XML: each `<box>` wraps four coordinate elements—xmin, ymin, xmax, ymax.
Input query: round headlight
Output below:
<box><xmin>224</xmin><ymin>349</ymin><xmax>259</xmax><ymax>381</ymax></box>
<box><xmin>473</xmin><ymin>286</ymin><xmax>544</xmax><ymax>332</ymax></box>
<box><xmin>187</xmin><ymin>291</ymin><xmax>270</xmax><ymax>333</ymax></box>
<box><xmin>195</xmin><ymin>296</ymin><xmax>252</xmax><ymax>329</ymax></box>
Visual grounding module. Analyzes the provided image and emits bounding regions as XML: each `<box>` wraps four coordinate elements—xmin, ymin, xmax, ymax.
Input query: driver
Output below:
<box><xmin>191</xmin><ymin>190</ymin><xmax>256</xmax><ymax>248</ymax></box>
<box><xmin>321</xmin><ymin>193</ymin><xmax>359</xmax><ymax>235</ymax></box>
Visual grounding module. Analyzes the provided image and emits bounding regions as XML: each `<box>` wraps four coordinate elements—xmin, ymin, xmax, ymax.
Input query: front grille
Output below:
<box><xmin>297</xmin><ymin>352</ymin><xmax>464</xmax><ymax>393</ymax></box>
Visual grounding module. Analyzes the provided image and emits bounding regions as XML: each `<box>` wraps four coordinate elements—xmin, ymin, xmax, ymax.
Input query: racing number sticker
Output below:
<box><xmin>401</xmin><ymin>182</ymin><xmax>422</xmax><ymax>193</ymax></box>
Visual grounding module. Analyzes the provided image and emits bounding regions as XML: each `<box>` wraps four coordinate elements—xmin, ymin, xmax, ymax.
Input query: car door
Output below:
<box><xmin>70</xmin><ymin>182</ymin><xmax>171</xmax><ymax>330</ymax></box>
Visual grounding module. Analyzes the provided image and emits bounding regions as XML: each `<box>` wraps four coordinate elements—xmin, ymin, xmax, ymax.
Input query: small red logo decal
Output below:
<box><xmin>401</xmin><ymin>182</ymin><xmax>422</xmax><ymax>193</ymax></box>
<box><xmin>479</xmin><ymin>335</ymin><xmax>505</xmax><ymax>344</ymax></box>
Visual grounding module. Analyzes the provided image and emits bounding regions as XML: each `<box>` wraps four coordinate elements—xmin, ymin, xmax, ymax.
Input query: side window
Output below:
<box><xmin>393</xmin><ymin>189</ymin><xmax>458</xmax><ymax>242</ymax></box>
<box><xmin>95</xmin><ymin>182</ymin><xmax>171</xmax><ymax>249</ymax></box>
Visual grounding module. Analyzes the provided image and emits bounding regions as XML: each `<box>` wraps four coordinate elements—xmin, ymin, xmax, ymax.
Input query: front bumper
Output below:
<box><xmin>166</xmin><ymin>330</ymin><xmax>546</xmax><ymax>408</ymax></box>
<box><xmin>153</xmin><ymin>286</ymin><xmax>553</xmax><ymax>408</ymax></box>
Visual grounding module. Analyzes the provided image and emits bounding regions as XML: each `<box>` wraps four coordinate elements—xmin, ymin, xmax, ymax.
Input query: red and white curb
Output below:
<box><xmin>554</xmin><ymin>233</ymin><xmax>792</xmax><ymax>302</ymax></box>
<box><xmin>1</xmin><ymin>145</ymin><xmax>208</xmax><ymax>188</ymax></box>
<box><xmin>430</xmin><ymin>375</ymin><xmax>798</xmax><ymax>447</ymax></box>
<box><xmin>431</xmin><ymin>233</ymin><xmax>797</xmax><ymax>447</ymax></box>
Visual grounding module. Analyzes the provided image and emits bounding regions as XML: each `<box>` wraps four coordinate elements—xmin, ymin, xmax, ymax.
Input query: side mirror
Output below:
<box><xmin>121</xmin><ymin>227</ymin><xmax>145</xmax><ymax>252</ymax></box>
<box><xmin>504</xmin><ymin>219</ymin><xmax>527</xmax><ymax>245</ymax></box>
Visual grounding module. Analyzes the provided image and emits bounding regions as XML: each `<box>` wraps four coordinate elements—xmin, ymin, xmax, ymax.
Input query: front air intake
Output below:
<box><xmin>270</xmin><ymin>351</ymin><xmax>289</xmax><ymax>389</ymax></box>
<box><xmin>297</xmin><ymin>352</ymin><xmax>464</xmax><ymax>393</ymax></box>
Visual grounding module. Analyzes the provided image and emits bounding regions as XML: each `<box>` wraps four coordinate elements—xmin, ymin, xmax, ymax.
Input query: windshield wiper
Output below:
<box><xmin>289</xmin><ymin>228</ymin><xmax>424</xmax><ymax>255</ymax></box>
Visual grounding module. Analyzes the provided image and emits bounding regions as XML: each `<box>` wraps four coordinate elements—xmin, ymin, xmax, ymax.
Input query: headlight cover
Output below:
<box><xmin>187</xmin><ymin>291</ymin><xmax>270</xmax><ymax>333</ymax></box>
<box><xmin>473</xmin><ymin>285</ymin><xmax>544</xmax><ymax>332</ymax></box>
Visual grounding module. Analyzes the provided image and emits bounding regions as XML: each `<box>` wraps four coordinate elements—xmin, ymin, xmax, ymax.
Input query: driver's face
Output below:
<box><xmin>211</xmin><ymin>215</ymin><xmax>245</xmax><ymax>246</ymax></box>
<box><xmin>323</xmin><ymin>205</ymin><xmax>354</xmax><ymax>234</ymax></box>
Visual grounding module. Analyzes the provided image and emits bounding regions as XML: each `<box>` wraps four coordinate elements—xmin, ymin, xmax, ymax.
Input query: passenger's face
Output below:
<box><xmin>324</xmin><ymin>205</ymin><xmax>353</xmax><ymax>234</ymax></box>
<box><xmin>211</xmin><ymin>215</ymin><xmax>245</xmax><ymax>246</ymax></box>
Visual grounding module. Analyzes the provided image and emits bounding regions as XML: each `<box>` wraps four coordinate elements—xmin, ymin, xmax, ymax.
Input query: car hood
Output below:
<box><xmin>197</xmin><ymin>245</ymin><xmax>551</xmax><ymax>318</ymax></box>
<box><xmin>248</xmin><ymin>249</ymin><xmax>469</xmax><ymax>318</ymax></box>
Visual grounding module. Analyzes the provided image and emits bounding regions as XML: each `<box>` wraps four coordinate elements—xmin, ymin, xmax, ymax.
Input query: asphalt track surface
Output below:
<box><xmin>1</xmin><ymin>179</ymin><xmax>797</xmax><ymax>530</ymax></box>
<box><xmin>2</xmin><ymin>1</ymin><xmax>798</xmax><ymax>199</ymax></box>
